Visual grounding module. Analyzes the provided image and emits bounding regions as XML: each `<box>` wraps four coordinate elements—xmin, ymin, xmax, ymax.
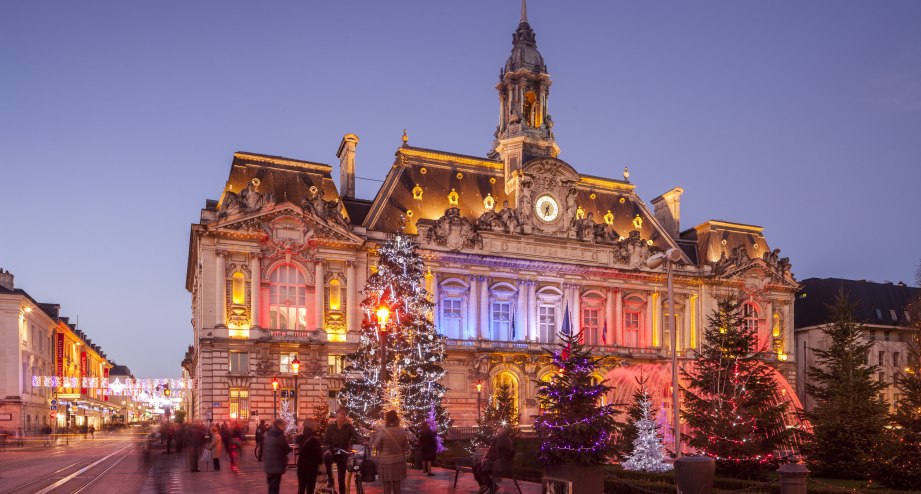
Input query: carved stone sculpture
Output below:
<box><xmin>613</xmin><ymin>231</ymin><xmax>654</xmax><ymax>268</ymax></box>
<box><xmin>219</xmin><ymin>178</ymin><xmax>275</xmax><ymax>217</ymax></box>
<box><xmin>518</xmin><ymin>178</ymin><xmax>533</xmax><ymax>223</ymax></box>
<box><xmin>425</xmin><ymin>207</ymin><xmax>482</xmax><ymax>251</ymax></box>
<box><xmin>497</xmin><ymin>200</ymin><xmax>522</xmax><ymax>233</ymax></box>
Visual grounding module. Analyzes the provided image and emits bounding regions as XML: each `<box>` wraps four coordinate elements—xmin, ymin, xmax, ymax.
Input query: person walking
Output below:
<box><xmin>264</xmin><ymin>417</ymin><xmax>292</xmax><ymax>494</ymax></box>
<box><xmin>372</xmin><ymin>410</ymin><xmax>409</xmax><ymax>494</ymax></box>
<box><xmin>207</xmin><ymin>425</ymin><xmax>223</xmax><ymax>472</ymax></box>
<box><xmin>255</xmin><ymin>419</ymin><xmax>267</xmax><ymax>462</ymax></box>
<box><xmin>323</xmin><ymin>408</ymin><xmax>362</xmax><ymax>493</ymax></box>
<box><xmin>419</xmin><ymin>423</ymin><xmax>438</xmax><ymax>476</ymax></box>
<box><xmin>296</xmin><ymin>419</ymin><xmax>323</xmax><ymax>494</ymax></box>
<box><xmin>187</xmin><ymin>422</ymin><xmax>206</xmax><ymax>472</ymax></box>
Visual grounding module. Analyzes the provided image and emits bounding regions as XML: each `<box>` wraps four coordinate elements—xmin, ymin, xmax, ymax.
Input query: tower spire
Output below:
<box><xmin>521</xmin><ymin>0</ymin><xmax>527</xmax><ymax>23</ymax></box>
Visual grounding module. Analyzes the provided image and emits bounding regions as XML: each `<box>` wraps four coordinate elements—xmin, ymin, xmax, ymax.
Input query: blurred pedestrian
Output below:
<box><xmin>372</xmin><ymin>410</ymin><xmax>409</xmax><ymax>494</ymax></box>
<box><xmin>255</xmin><ymin>419</ymin><xmax>267</xmax><ymax>462</ymax></box>
<box><xmin>207</xmin><ymin>425</ymin><xmax>223</xmax><ymax>471</ymax></box>
<box><xmin>264</xmin><ymin>418</ymin><xmax>292</xmax><ymax>494</ymax></box>
<box><xmin>419</xmin><ymin>422</ymin><xmax>438</xmax><ymax>476</ymax></box>
<box><xmin>296</xmin><ymin>419</ymin><xmax>323</xmax><ymax>494</ymax></box>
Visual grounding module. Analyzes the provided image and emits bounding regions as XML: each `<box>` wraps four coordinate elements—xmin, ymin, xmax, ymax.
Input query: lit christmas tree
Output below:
<box><xmin>313</xmin><ymin>400</ymin><xmax>330</xmax><ymax>437</ymax></box>
<box><xmin>469</xmin><ymin>395</ymin><xmax>500</xmax><ymax>454</ymax></box>
<box><xmin>534</xmin><ymin>317</ymin><xmax>619</xmax><ymax>465</ymax></box>
<box><xmin>339</xmin><ymin>226</ymin><xmax>451</xmax><ymax>440</ymax></box>
<box><xmin>280</xmin><ymin>400</ymin><xmax>297</xmax><ymax>438</ymax></box>
<box><xmin>468</xmin><ymin>382</ymin><xmax>519</xmax><ymax>454</ymax></box>
<box><xmin>682</xmin><ymin>297</ymin><xmax>791</xmax><ymax>477</ymax></box>
<box><xmin>622</xmin><ymin>382</ymin><xmax>672</xmax><ymax>473</ymax></box>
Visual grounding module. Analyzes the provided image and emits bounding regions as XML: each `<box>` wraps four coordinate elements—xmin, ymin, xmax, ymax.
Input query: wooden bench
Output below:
<box><xmin>453</xmin><ymin>449</ymin><xmax>522</xmax><ymax>494</ymax></box>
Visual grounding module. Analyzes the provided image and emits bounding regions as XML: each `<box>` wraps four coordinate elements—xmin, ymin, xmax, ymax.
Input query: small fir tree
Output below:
<box><xmin>469</xmin><ymin>395</ymin><xmax>501</xmax><ymax>454</ymax></box>
<box><xmin>682</xmin><ymin>297</ymin><xmax>791</xmax><ymax>477</ymax></box>
<box><xmin>805</xmin><ymin>291</ymin><xmax>892</xmax><ymax>479</ymax></box>
<box><xmin>617</xmin><ymin>375</ymin><xmax>654</xmax><ymax>460</ymax></box>
<box><xmin>622</xmin><ymin>382</ymin><xmax>673</xmax><ymax>473</ymax></box>
<box><xmin>338</xmin><ymin>320</ymin><xmax>385</xmax><ymax>436</ymax></box>
<box><xmin>313</xmin><ymin>400</ymin><xmax>330</xmax><ymax>437</ymax></box>
<box><xmin>494</xmin><ymin>382</ymin><xmax>520</xmax><ymax>439</ymax></box>
<box><xmin>468</xmin><ymin>382</ymin><xmax>520</xmax><ymax>454</ymax></box>
<box><xmin>534</xmin><ymin>328</ymin><xmax>619</xmax><ymax>465</ymax></box>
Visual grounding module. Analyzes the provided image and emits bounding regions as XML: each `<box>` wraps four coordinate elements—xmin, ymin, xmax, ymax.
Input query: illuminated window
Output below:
<box><xmin>590</xmin><ymin>375</ymin><xmax>608</xmax><ymax>405</ymax></box>
<box><xmin>229</xmin><ymin>351</ymin><xmax>249</xmax><ymax>374</ymax></box>
<box><xmin>279</xmin><ymin>353</ymin><xmax>297</xmax><ymax>373</ymax></box>
<box><xmin>538</xmin><ymin>305</ymin><xmax>556</xmax><ymax>343</ymax></box>
<box><xmin>328</xmin><ymin>354</ymin><xmax>345</xmax><ymax>374</ymax></box>
<box><xmin>493</xmin><ymin>371</ymin><xmax>519</xmax><ymax>421</ymax></box>
<box><xmin>329</xmin><ymin>279</ymin><xmax>341</xmax><ymax>310</ymax></box>
<box><xmin>491</xmin><ymin>302</ymin><xmax>511</xmax><ymax>341</ymax></box>
<box><xmin>743</xmin><ymin>303</ymin><xmax>762</xmax><ymax>349</ymax></box>
<box><xmin>624</xmin><ymin>310</ymin><xmax>640</xmax><ymax>347</ymax></box>
<box><xmin>582</xmin><ymin>307</ymin><xmax>600</xmax><ymax>345</ymax></box>
<box><xmin>441</xmin><ymin>298</ymin><xmax>462</xmax><ymax>338</ymax></box>
<box><xmin>231</xmin><ymin>272</ymin><xmax>246</xmax><ymax>305</ymax></box>
<box><xmin>269</xmin><ymin>265</ymin><xmax>309</xmax><ymax>330</ymax></box>
<box><xmin>228</xmin><ymin>388</ymin><xmax>250</xmax><ymax>420</ymax></box>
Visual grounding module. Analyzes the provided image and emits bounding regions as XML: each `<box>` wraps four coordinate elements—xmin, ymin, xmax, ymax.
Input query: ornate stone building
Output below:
<box><xmin>185</xmin><ymin>8</ymin><xmax>801</xmax><ymax>436</ymax></box>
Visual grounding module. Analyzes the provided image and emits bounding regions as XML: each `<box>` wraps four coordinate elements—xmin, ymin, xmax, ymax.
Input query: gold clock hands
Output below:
<box><xmin>544</xmin><ymin>204</ymin><xmax>551</xmax><ymax>216</ymax></box>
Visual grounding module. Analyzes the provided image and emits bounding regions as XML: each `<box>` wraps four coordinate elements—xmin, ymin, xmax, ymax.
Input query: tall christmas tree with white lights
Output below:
<box><xmin>339</xmin><ymin>226</ymin><xmax>451</xmax><ymax>440</ymax></box>
<box><xmin>622</xmin><ymin>384</ymin><xmax>672</xmax><ymax>473</ymax></box>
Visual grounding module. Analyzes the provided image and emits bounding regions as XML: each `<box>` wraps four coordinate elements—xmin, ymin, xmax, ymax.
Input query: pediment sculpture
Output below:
<box><xmin>613</xmin><ymin>231</ymin><xmax>656</xmax><ymax>268</ymax></box>
<box><xmin>301</xmin><ymin>188</ymin><xmax>349</xmax><ymax>229</ymax></box>
<box><xmin>476</xmin><ymin>200</ymin><xmax>523</xmax><ymax>234</ymax></box>
<box><xmin>424</xmin><ymin>207</ymin><xmax>482</xmax><ymax>251</ymax></box>
<box><xmin>219</xmin><ymin>178</ymin><xmax>275</xmax><ymax>217</ymax></box>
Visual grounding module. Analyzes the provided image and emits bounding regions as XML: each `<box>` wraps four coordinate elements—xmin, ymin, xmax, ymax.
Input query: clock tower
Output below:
<box><xmin>489</xmin><ymin>0</ymin><xmax>560</xmax><ymax>195</ymax></box>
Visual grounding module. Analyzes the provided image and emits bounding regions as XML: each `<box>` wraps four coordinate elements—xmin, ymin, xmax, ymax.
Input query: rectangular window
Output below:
<box><xmin>279</xmin><ymin>353</ymin><xmax>296</xmax><ymax>373</ymax></box>
<box><xmin>441</xmin><ymin>298</ymin><xmax>462</xmax><ymax>338</ymax></box>
<box><xmin>879</xmin><ymin>351</ymin><xmax>886</xmax><ymax>366</ymax></box>
<box><xmin>229</xmin><ymin>352</ymin><xmax>249</xmax><ymax>374</ymax></box>
<box><xmin>491</xmin><ymin>302</ymin><xmax>511</xmax><ymax>341</ymax></box>
<box><xmin>890</xmin><ymin>309</ymin><xmax>898</xmax><ymax>322</ymax></box>
<box><xmin>539</xmin><ymin>305</ymin><xmax>556</xmax><ymax>343</ymax></box>
<box><xmin>229</xmin><ymin>388</ymin><xmax>250</xmax><ymax>420</ymax></box>
<box><xmin>328</xmin><ymin>354</ymin><xmax>345</xmax><ymax>374</ymax></box>
<box><xmin>878</xmin><ymin>372</ymin><xmax>885</xmax><ymax>383</ymax></box>
<box><xmin>893</xmin><ymin>352</ymin><xmax>900</xmax><ymax>367</ymax></box>
<box><xmin>876</xmin><ymin>308</ymin><xmax>883</xmax><ymax>320</ymax></box>
<box><xmin>624</xmin><ymin>311</ymin><xmax>640</xmax><ymax>347</ymax></box>
<box><xmin>582</xmin><ymin>307</ymin><xmax>600</xmax><ymax>345</ymax></box>
<box><xmin>885</xmin><ymin>331</ymin><xmax>891</xmax><ymax>342</ymax></box>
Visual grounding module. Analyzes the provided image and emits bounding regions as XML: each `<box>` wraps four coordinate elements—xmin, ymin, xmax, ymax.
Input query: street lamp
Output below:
<box><xmin>291</xmin><ymin>357</ymin><xmax>300</xmax><ymax>420</ymax></box>
<box><xmin>476</xmin><ymin>381</ymin><xmax>483</xmax><ymax>422</ymax></box>
<box><xmin>646</xmin><ymin>247</ymin><xmax>684</xmax><ymax>457</ymax></box>
<box><xmin>376</xmin><ymin>304</ymin><xmax>391</xmax><ymax>383</ymax></box>
<box><xmin>271</xmin><ymin>377</ymin><xmax>279</xmax><ymax>419</ymax></box>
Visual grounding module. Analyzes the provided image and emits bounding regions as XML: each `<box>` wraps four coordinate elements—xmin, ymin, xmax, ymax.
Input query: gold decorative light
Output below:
<box><xmin>456</xmin><ymin>172</ymin><xmax>464</xmax><ymax>180</ymax></box>
<box><xmin>406</xmin><ymin>209</ymin><xmax>414</xmax><ymax>217</ymax></box>
<box><xmin>420</xmin><ymin>167</ymin><xmax>427</xmax><ymax>175</ymax></box>
<box><xmin>448</xmin><ymin>189</ymin><xmax>459</xmax><ymax>205</ymax></box>
<box><xmin>589</xmin><ymin>193</ymin><xmax>596</xmax><ymax>200</ymax></box>
<box><xmin>619</xmin><ymin>197</ymin><xmax>626</xmax><ymax>204</ymax></box>
<box><xmin>309</xmin><ymin>185</ymin><xmax>319</xmax><ymax>194</ymax></box>
<box><xmin>604</xmin><ymin>210</ymin><xmax>614</xmax><ymax>225</ymax></box>
<box><xmin>489</xmin><ymin>177</ymin><xmax>496</xmax><ymax>184</ymax></box>
<box><xmin>647</xmin><ymin>239</ymin><xmax>654</xmax><ymax>246</ymax></box>
<box><xmin>412</xmin><ymin>184</ymin><xmax>423</xmax><ymax>200</ymax></box>
<box><xmin>633</xmin><ymin>214</ymin><xmax>643</xmax><ymax>229</ymax></box>
<box><xmin>575</xmin><ymin>206</ymin><xmax>585</xmax><ymax>220</ymax></box>
<box><xmin>483</xmin><ymin>193</ymin><xmax>495</xmax><ymax>211</ymax></box>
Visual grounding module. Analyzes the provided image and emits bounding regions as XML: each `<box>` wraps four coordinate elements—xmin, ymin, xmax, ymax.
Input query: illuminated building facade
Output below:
<box><xmin>185</xmin><ymin>9</ymin><xmax>801</xmax><ymax>433</ymax></box>
<box><xmin>0</xmin><ymin>269</ymin><xmax>118</xmax><ymax>434</ymax></box>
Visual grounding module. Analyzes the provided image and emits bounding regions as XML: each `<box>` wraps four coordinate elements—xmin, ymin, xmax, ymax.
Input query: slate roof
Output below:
<box><xmin>681</xmin><ymin>220</ymin><xmax>772</xmax><ymax>265</ymax></box>
<box><xmin>795</xmin><ymin>278</ymin><xmax>921</xmax><ymax>329</ymax></box>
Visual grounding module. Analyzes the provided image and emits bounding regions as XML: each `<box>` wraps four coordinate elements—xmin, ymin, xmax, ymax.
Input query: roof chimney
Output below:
<box><xmin>651</xmin><ymin>187</ymin><xmax>684</xmax><ymax>238</ymax></box>
<box><xmin>0</xmin><ymin>269</ymin><xmax>13</xmax><ymax>291</ymax></box>
<box><xmin>337</xmin><ymin>134</ymin><xmax>359</xmax><ymax>199</ymax></box>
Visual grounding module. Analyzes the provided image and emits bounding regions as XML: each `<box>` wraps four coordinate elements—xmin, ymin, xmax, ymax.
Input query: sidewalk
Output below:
<box><xmin>139</xmin><ymin>444</ymin><xmax>542</xmax><ymax>494</ymax></box>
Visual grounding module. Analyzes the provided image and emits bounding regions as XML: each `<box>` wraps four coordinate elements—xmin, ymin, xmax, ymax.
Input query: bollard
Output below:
<box><xmin>675</xmin><ymin>456</ymin><xmax>715</xmax><ymax>494</ymax></box>
<box><xmin>778</xmin><ymin>462</ymin><xmax>810</xmax><ymax>494</ymax></box>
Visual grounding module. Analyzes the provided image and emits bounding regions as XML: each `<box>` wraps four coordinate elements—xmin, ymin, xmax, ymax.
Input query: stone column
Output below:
<box><xmin>215</xmin><ymin>249</ymin><xmax>226</xmax><ymax>327</ymax></box>
<box><xmin>479</xmin><ymin>276</ymin><xmax>490</xmax><ymax>340</ymax></box>
<box><xmin>645</xmin><ymin>293</ymin><xmax>655</xmax><ymax>348</ymax></box>
<box><xmin>516</xmin><ymin>280</ymin><xmax>528</xmax><ymax>341</ymax></box>
<box><xmin>606</xmin><ymin>288</ymin><xmax>616</xmax><ymax>346</ymax></box>
<box><xmin>570</xmin><ymin>284</ymin><xmax>581</xmax><ymax>340</ymax></box>
<box><xmin>467</xmin><ymin>277</ymin><xmax>479</xmax><ymax>340</ymax></box>
<box><xmin>314</xmin><ymin>259</ymin><xmax>325</xmax><ymax>331</ymax></box>
<box><xmin>658</xmin><ymin>293</ymin><xmax>665</xmax><ymax>350</ymax></box>
<box><xmin>250</xmin><ymin>253</ymin><xmax>260</xmax><ymax>328</ymax></box>
<box><xmin>527</xmin><ymin>281</ymin><xmax>537</xmax><ymax>341</ymax></box>
<box><xmin>345</xmin><ymin>261</ymin><xmax>356</xmax><ymax>333</ymax></box>
<box><xmin>683</xmin><ymin>296</ymin><xmax>692</xmax><ymax>351</ymax></box>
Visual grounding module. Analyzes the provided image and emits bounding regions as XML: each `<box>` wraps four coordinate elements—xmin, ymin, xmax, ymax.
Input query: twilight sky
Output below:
<box><xmin>2</xmin><ymin>1</ymin><xmax>919</xmax><ymax>378</ymax></box>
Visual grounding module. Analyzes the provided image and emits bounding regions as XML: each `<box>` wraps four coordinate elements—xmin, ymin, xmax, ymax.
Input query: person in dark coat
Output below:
<box><xmin>264</xmin><ymin>418</ymin><xmax>292</xmax><ymax>494</ymax></box>
<box><xmin>323</xmin><ymin>408</ymin><xmax>363</xmax><ymax>493</ymax></box>
<box><xmin>186</xmin><ymin>422</ymin><xmax>206</xmax><ymax>472</ymax></box>
<box><xmin>296</xmin><ymin>419</ymin><xmax>323</xmax><ymax>494</ymax></box>
<box><xmin>473</xmin><ymin>426</ymin><xmax>514</xmax><ymax>494</ymax></box>
<box><xmin>419</xmin><ymin>424</ymin><xmax>438</xmax><ymax>476</ymax></box>
<box><xmin>255</xmin><ymin>419</ymin><xmax>267</xmax><ymax>462</ymax></box>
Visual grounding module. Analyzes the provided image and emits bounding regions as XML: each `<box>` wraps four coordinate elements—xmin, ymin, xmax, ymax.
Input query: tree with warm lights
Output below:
<box><xmin>682</xmin><ymin>297</ymin><xmax>790</xmax><ymax>478</ymax></box>
<box><xmin>534</xmin><ymin>328</ymin><xmax>619</xmax><ymax>465</ymax></box>
<box><xmin>339</xmin><ymin>227</ymin><xmax>451</xmax><ymax>440</ymax></box>
<box><xmin>875</xmin><ymin>289</ymin><xmax>921</xmax><ymax>489</ymax></box>
<box><xmin>622</xmin><ymin>380</ymin><xmax>672</xmax><ymax>473</ymax></box>
<box><xmin>805</xmin><ymin>291</ymin><xmax>891</xmax><ymax>480</ymax></box>
<box><xmin>313</xmin><ymin>400</ymin><xmax>330</xmax><ymax>437</ymax></box>
<box><xmin>469</xmin><ymin>382</ymin><xmax>519</xmax><ymax>454</ymax></box>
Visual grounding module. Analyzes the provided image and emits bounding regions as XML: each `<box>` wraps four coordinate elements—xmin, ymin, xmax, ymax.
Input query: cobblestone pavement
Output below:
<box><xmin>139</xmin><ymin>443</ymin><xmax>542</xmax><ymax>494</ymax></box>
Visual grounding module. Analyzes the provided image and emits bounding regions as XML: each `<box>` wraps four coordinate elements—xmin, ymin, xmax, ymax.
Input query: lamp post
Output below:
<box><xmin>271</xmin><ymin>377</ymin><xmax>279</xmax><ymax>419</ymax></box>
<box><xmin>291</xmin><ymin>357</ymin><xmax>300</xmax><ymax>420</ymax></box>
<box><xmin>376</xmin><ymin>305</ymin><xmax>391</xmax><ymax>384</ymax></box>
<box><xmin>646</xmin><ymin>247</ymin><xmax>684</xmax><ymax>457</ymax></box>
<box><xmin>476</xmin><ymin>381</ymin><xmax>483</xmax><ymax>422</ymax></box>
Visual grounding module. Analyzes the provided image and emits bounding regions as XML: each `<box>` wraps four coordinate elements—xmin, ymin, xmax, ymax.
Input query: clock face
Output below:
<box><xmin>535</xmin><ymin>195</ymin><xmax>560</xmax><ymax>222</ymax></box>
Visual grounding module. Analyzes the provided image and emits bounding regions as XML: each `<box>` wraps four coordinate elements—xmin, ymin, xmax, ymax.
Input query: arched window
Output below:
<box><xmin>438</xmin><ymin>279</ymin><xmax>467</xmax><ymax>339</ymax></box>
<box><xmin>328</xmin><ymin>279</ymin><xmax>341</xmax><ymax>310</ymax></box>
<box><xmin>493</xmin><ymin>371</ymin><xmax>519</xmax><ymax>421</ymax></box>
<box><xmin>231</xmin><ymin>272</ymin><xmax>246</xmax><ymax>305</ymax></box>
<box><xmin>269</xmin><ymin>265</ymin><xmax>309</xmax><ymax>330</ymax></box>
<box><xmin>590</xmin><ymin>374</ymin><xmax>608</xmax><ymax>406</ymax></box>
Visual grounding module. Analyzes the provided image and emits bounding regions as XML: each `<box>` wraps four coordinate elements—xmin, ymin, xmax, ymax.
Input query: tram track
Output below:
<box><xmin>0</xmin><ymin>442</ymin><xmax>135</xmax><ymax>494</ymax></box>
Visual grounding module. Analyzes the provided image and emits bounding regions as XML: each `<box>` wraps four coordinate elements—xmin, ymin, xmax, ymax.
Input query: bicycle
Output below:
<box><xmin>340</xmin><ymin>445</ymin><xmax>373</xmax><ymax>494</ymax></box>
<box><xmin>254</xmin><ymin>442</ymin><xmax>263</xmax><ymax>461</ymax></box>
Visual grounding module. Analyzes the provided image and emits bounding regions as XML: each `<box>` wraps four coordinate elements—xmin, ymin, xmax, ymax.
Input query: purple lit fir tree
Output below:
<box><xmin>682</xmin><ymin>297</ymin><xmax>791</xmax><ymax>478</ymax></box>
<box><xmin>534</xmin><ymin>326</ymin><xmax>619</xmax><ymax>465</ymax></box>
